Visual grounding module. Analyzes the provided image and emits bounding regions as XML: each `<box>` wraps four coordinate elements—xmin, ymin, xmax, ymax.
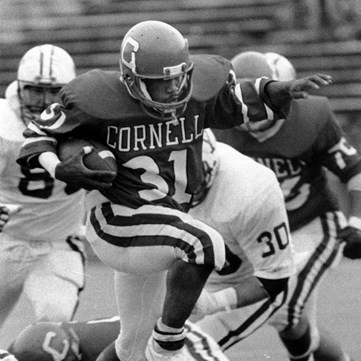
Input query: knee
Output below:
<box><xmin>194</xmin><ymin>230</ymin><xmax>226</xmax><ymax>271</ymax></box>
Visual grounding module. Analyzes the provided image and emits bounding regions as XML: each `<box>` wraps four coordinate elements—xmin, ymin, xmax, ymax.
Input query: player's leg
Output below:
<box><xmin>86</xmin><ymin>202</ymin><xmax>225</xmax><ymax>361</ymax></box>
<box><xmin>277</xmin><ymin>294</ymin><xmax>320</xmax><ymax>361</ymax></box>
<box><xmin>23</xmin><ymin>237</ymin><xmax>85</xmax><ymax>322</ymax></box>
<box><xmin>301</xmin><ymin>290</ymin><xmax>352</xmax><ymax>361</ymax></box>
<box><xmin>196</xmin><ymin>289</ymin><xmax>287</xmax><ymax>351</ymax></box>
<box><xmin>113</xmin><ymin>270</ymin><xmax>166</xmax><ymax>361</ymax></box>
<box><xmin>0</xmin><ymin>237</ymin><xmax>33</xmax><ymax>329</ymax></box>
<box><xmin>271</xmin><ymin>212</ymin><xmax>351</xmax><ymax>361</ymax></box>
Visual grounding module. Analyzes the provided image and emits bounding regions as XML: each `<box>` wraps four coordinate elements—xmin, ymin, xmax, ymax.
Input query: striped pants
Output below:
<box><xmin>85</xmin><ymin>199</ymin><xmax>226</xmax><ymax>361</ymax></box>
<box><xmin>268</xmin><ymin>210</ymin><xmax>346</xmax><ymax>332</ymax></box>
<box><xmin>197</xmin><ymin>211</ymin><xmax>346</xmax><ymax>351</ymax></box>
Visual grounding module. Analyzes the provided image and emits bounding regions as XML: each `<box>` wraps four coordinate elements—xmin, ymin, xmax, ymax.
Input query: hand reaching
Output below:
<box><xmin>265</xmin><ymin>73</ymin><xmax>332</xmax><ymax>116</ymax></box>
<box><xmin>55</xmin><ymin>147</ymin><xmax>116</xmax><ymax>191</ymax></box>
<box><xmin>287</xmin><ymin>73</ymin><xmax>333</xmax><ymax>99</ymax></box>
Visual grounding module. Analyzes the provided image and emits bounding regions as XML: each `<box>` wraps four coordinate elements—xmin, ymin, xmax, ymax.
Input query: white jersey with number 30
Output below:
<box><xmin>190</xmin><ymin>142</ymin><xmax>295</xmax><ymax>291</ymax></box>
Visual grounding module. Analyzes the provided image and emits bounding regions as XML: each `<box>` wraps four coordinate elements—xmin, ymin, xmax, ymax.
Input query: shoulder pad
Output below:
<box><xmin>191</xmin><ymin>54</ymin><xmax>232</xmax><ymax>102</ymax></box>
<box><xmin>60</xmin><ymin>70</ymin><xmax>140</xmax><ymax>121</ymax></box>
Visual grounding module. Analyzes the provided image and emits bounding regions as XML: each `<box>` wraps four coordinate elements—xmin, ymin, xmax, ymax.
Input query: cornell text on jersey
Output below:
<box><xmin>106</xmin><ymin>116</ymin><xmax>203</xmax><ymax>152</ymax></box>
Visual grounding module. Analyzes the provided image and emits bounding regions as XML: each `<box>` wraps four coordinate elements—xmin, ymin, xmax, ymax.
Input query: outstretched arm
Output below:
<box><xmin>264</xmin><ymin>73</ymin><xmax>333</xmax><ymax>116</ymax></box>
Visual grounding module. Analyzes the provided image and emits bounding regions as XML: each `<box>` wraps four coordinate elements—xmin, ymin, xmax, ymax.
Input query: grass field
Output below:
<box><xmin>1</xmin><ymin>258</ymin><xmax>360</xmax><ymax>360</ymax></box>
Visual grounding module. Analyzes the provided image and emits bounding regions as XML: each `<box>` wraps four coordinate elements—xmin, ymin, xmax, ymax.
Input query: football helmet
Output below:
<box><xmin>120</xmin><ymin>20</ymin><xmax>194</xmax><ymax>120</ymax></box>
<box><xmin>265</xmin><ymin>52</ymin><xmax>297</xmax><ymax>81</ymax></box>
<box><xmin>9</xmin><ymin>323</ymin><xmax>80</xmax><ymax>361</ymax></box>
<box><xmin>17</xmin><ymin>44</ymin><xmax>76</xmax><ymax>124</ymax></box>
<box><xmin>231</xmin><ymin>51</ymin><xmax>274</xmax><ymax>80</ymax></box>
<box><xmin>0</xmin><ymin>350</ymin><xmax>18</xmax><ymax>361</ymax></box>
<box><xmin>192</xmin><ymin>128</ymin><xmax>219</xmax><ymax>207</ymax></box>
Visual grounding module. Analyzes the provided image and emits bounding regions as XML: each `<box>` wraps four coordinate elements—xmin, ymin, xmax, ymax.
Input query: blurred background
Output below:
<box><xmin>1</xmin><ymin>0</ymin><xmax>361</xmax><ymax>130</ymax></box>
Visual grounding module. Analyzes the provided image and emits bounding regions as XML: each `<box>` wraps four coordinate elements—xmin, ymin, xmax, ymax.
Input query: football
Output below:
<box><xmin>58</xmin><ymin>138</ymin><xmax>117</xmax><ymax>176</ymax></box>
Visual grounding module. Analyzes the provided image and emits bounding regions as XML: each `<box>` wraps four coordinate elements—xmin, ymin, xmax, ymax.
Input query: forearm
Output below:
<box><xmin>211</xmin><ymin>276</ymin><xmax>288</xmax><ymax>310</ymax></box>
<box><xmin>233</xmin><ymin>276</ymin><xmax>270</xmax><ymax>307</ymax></box>
<box><xmin>263</xmin><ymin>80</ymin><xmax>291</xmax><ymax>118</ymax></box>
<box><xmin>38</xmin><ymin>151</ymin><xmax>61</xmax><ymax>178</ymax></box>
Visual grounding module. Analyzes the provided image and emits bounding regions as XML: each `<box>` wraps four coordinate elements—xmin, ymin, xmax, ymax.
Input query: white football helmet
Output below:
<box><xmin>265</xmin><ymin>52</ymin><xmax>297</xmax><ymax>81</ymax></box>
<box><xmin>231</xmin><ymin>51</ymin><xmax>274</xmax><ymax>79</ymax></box>
<box><xmin>9</xmin><ymin>323</ymin><xmax>80</xmax><ymax>361</ymax></box>
<box><xmin>192</xmin><ymin>128</ymin><xmax>219</xmax><ymax>207</ymax></box>
<box><xmin>120</xmin><ymin>20</ymin><xmax>194</xmax><ymax>121</ymax></box>
<box><xmin>17</xmin><ymin>44</ymin><xmax>76</xmax><ymax>124</ymax></box>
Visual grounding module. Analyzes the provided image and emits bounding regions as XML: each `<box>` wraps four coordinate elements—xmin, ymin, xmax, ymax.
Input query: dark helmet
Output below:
<box><xmin>9</xmin><ymin>323</ymin><xmax>80</xmax><ymax>361</ymax></box>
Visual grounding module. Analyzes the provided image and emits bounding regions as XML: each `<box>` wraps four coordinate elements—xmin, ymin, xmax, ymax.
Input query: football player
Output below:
<box><xmin>16</xmin><ymin>20</ymin><xmax>332</xmax><ymax>361</ymax></box>
<box><xmin>212</xmin><ymin>51</ymin><xmax>360</xmax><ymax>361</ymax></box>
<box><xmin>188</xmin><ymin>129</ymin><xmax>296</xmax><ymax>344</ymax></box>
<box><xmin>8</xmin><ymin>318</ymin><xmax>229</xmax><ymax>361</ymax></box>
<box><xmin>0</xmin><ymin>44</ymin><xmax>86</xmax><ymax>335</ymax></box>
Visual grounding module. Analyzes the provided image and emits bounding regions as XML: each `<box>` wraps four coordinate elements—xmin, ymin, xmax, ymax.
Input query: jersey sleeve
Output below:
<box><xmin>313</xmin><ymin>100</ymin><xmax>361</xmax><ymax>183</ymax></box>
<box><xmin>16</xmin><ymin>103</ymin><xmax>76</xmax><ymax>169</ymax></box>
<box><xmin>191</xmin><ymin>54</ymin><xmax>285</xmax><ymax>129</ymax></box>
<box><xmin>206</xmin><ymin>75</ymin><xmax>282</xmax><ymax>129</ymax></box>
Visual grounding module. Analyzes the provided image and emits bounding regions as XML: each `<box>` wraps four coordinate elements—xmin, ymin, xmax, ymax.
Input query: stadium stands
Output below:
<box><xmin>0</xmin><ymin>0</ymin><xmax>360</xmax><ymax>117</ymax></box>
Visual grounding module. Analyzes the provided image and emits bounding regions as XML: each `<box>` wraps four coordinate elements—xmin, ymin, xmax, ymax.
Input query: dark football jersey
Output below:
<box><xmin>18</xmin><ymin>54</ymin><xmax>279</xmax><ymax>212</ymax></box>
<box><xmin>213</xmin><ymin>96</ymin><xmax>361</xmax><ymax>231</ymax></box>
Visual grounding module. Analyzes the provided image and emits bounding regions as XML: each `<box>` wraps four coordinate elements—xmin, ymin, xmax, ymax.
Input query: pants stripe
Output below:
<box><xmin>185</xmin><ymin>323</ymin><xmax>223</xmax><ymax>361</ymax></box>
<box><xmin>89</xmin><ymin>203</ymin><xmax>219</xmax><ymax>267</ymax></box>
<box><xmin>285</xmin><ymin>212</ymin><xmax>342</xmax><ymax>330</ymax></box>
<box><xmin>219</xmin><ymin>288</ymin><xmax>288</xmax><ymax>350</ymax></box>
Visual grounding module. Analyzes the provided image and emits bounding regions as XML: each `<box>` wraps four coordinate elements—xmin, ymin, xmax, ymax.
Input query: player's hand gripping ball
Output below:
<box><xmin>57</xmin><ymin>138</ymin><xmax>117</xmax><ymax>190</ymax></box>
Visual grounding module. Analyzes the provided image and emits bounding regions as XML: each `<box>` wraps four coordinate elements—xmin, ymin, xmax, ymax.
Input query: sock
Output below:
<box><xmin>280</xmin><ymin>325</ymin><xmax>315</xmax><ymax>361</ymax></box>
<box><xmin>152</xmin><ymin>318</ymin><xmax>186</xmax><ymax>351</ymax></box>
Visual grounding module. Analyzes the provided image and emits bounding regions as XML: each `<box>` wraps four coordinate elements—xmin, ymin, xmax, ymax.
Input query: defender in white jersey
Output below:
<box><xmin>188</xmin><ymin>129</ymin><xmax>296</xmax><ymax>348</ymax></box>
<box><xmin>0</xmin><ymin>44</ymin><xmax>86</xmax><ymax>334</ymax></box>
